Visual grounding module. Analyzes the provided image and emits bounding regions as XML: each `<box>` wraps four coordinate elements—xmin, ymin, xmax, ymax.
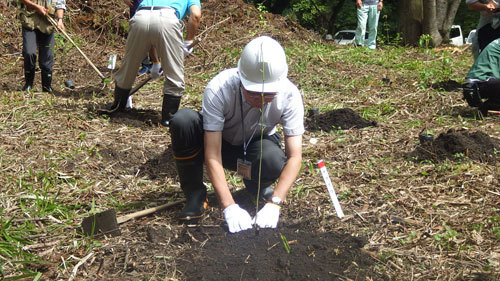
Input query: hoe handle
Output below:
<box><xmin>130</xmin><ymin>76</ymin><xmax>152</xmax><ymax>96</ymax></box>
<box><xmin>116</xmin><ymin>187</ymin><xmax>239</xmax><ymax>224</ymax></box>
<box><xmin>47</xmin><ymin>15</ymin><xmax>105</xmax><ymax>80</ymax></box>
<box><xmin>117</xmin><ymin>198</ymin><xmax>186</xmax><ymax>224</ymax></box>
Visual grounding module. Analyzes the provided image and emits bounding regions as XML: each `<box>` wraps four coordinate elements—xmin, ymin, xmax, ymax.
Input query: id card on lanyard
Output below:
<box><xmin>237</xmin><ymin>158</ymin><xmax>252</xmax><ymax>180</ymax></box>
<box><xmin>236</xmin><ymin>88</ymin><xmax>262</xmax><ymax>180</ymax></box>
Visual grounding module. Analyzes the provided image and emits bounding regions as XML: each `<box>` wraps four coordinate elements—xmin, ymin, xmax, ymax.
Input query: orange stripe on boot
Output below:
<box><xmin>174</xmin><ymin>149</ymin><xmax>201</xmax><ymax>160</ymax></box>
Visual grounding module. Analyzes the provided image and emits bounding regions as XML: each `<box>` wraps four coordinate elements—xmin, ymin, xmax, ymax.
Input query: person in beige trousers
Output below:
<box><xmin>105</xmin><ymin>0</ymin><xmax>201</xmax><ymax>127</ymax></box>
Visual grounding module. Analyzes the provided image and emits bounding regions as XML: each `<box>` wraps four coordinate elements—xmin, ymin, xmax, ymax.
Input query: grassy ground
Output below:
<box><xmin>1</xmin><ymin>0</ymin><xmax>499</xmax><ymax>279</ymax></box>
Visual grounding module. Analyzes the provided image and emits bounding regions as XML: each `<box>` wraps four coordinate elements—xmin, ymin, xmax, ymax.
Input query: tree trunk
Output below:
<box><xmin>398</xmin><ymin>0</ymin><xmax>423</xmax><ymax>45</ymax></box>
<box><xmin>422</xmin><ymin>0</ymin><xmax>442</xmax><ymax>46</ymax></box>
<box><xmin>399</xmin><ymin>0</ymin><xmax>461</xmax><ymax>46</ymax></box>
<box><xmin>440</xmin><ymin>0</ymin><xmax>461</xmax><ymax>42</ymax></box>
<box><xmin>327</xmin><ymin>0</ymin><xmax>348</xmax><ymax>35</ymax></box>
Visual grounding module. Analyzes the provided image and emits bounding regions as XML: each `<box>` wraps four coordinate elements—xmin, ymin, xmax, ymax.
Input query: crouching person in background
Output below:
<box><xmin>463</xmin><ymin>38</ymin><xmax>500</xmax><ymax>115</ymax></box>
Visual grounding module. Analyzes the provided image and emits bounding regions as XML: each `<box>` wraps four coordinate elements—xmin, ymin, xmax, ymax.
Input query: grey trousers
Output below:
<box><xmin>115</xmin><ymin>7</ymin><xmax>184</xmax><ymax>97</ymax></box>
<box><xmin>169</xmin><ymin>109</ymin><xmax>287</xmax><ymax>192</ymax></box>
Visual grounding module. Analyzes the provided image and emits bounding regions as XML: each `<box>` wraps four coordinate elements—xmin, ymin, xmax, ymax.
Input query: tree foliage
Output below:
<box><xmin>250</xmin><ymin>0</ymin><xmax>393</xmax><ymax>35</ymax></box>
<box><xmin>248</xmin><ymin>0</ymin><xmax>478</xmax><ymax>46</ymax></box>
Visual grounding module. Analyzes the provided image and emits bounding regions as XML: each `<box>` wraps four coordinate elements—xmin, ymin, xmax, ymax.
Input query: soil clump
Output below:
<box><xmin>409</xmin><ymin>129</ymin><xmax>500</xmax><ymax>163</ymax></box>
<box><xmin>175</xmin><ymin>226</ymin><xmax>384</xmax><ymax>281</ymax></box>
<box><xmin>306</xmin><ymin>108</ymin><xmax>377</xmax><ymax>131</ymax></box>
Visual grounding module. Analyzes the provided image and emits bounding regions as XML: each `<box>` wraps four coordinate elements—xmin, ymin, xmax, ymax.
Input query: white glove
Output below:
<box><xmin>182</xmin><ymin>40</ymin><xmax>194</xmax><ymax>57</ymax></box>
<box><xmin>223</xmin><ymin>204</ymin><xmax>253</xmax><ymax>233</ymax></box>
<box><xmin>254</xmin><ymin>203</ymin><xmax>281</xmax><ymax>228</ymax></box>
<box><xmin>149</xmin><ymin>62</ymin><xmax>162</xmax><ymax>79</ymax></box>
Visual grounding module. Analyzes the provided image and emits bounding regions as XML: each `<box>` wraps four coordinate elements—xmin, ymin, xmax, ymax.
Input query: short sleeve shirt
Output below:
<box><xmin>138</xmin><ymin>0</ymin><xmax>200</xmax><ymax>19</ymax></box>
<box><xmin>201</xmin><ymin>68</ymin><xmax>304</xmax><ymax>146</ymax></box>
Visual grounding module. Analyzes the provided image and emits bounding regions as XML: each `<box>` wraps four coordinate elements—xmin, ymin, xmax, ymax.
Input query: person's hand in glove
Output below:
<box><xmin>183</xmin><ymin>40</ymin><xmax>194</xmax><ymax>57</ymax></box>
<box><xmin>149</xmin><ymin>62</ymin><xmax>163</xmax><ymax>79</ymax></box>
<box><xmin>223</xmin><ymin>204</ymin><xmax>253</xmax><ymax>233</ymax></box>
<box><xmin>254</xmin><ymin>202</ymin><xmax>281</xmax><ymax>228</ymax></box>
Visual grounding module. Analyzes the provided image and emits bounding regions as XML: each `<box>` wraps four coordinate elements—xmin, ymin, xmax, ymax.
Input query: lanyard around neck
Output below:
<box><xmin>239</xmin><ymin>88</ymin><xmax>263</xmax><ymax>157</ymax></box>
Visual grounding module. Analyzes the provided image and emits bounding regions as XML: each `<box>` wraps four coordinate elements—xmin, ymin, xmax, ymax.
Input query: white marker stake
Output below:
<box><xmin>317</xmin><ymin>160</ymin><xmax>344</xmax><ymax>219</ymax></box>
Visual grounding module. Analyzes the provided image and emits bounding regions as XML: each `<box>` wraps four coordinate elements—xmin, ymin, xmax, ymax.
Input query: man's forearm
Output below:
<box><xmin>273</xmin><ymin>155</ymin><xmax>302</xmax><ymax>200</ymax></box>
<box><xmin>204</xmin><ymin>131</ymin><xmax>234</xmax><ymax>209</ymax></box>
<box><xmin>149</xmin><ymin>48</ymin><xmax>159</xmax><ymax>63</ymax></box>
<box><xmin>468</xmin><ymin>2</ymin><xmax>494</xmax><ymax>12</ymax></box>
<box><xmin>21</xmin><ymin>0</ymin><xmax>42</xmax><ymax>10</ymax></box>
<box><xmin>55</xmin><ymin>9</ymin><xmax>64</xmax><ymax>19</ymax></box>
<box><xmin>185</xmin><ymin>5</ymin><xmax>201</xmax><ymax>41</ymax></box>
<box><xmin>205</xmin><ymin>158</ymin><xmax>234</xmax><ymax>209</ymax></box>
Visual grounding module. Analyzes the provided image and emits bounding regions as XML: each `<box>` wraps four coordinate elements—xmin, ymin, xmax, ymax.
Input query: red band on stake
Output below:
<box><xmin>317</xmin><ymin>160</ymin><xmax>344</xmax><ymax>219</ymax></box>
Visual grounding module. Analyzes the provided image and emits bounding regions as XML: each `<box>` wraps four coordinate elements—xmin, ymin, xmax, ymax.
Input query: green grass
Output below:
<box><xmin>2</xmin><ymin>27</ymin><xmax>499</xmax><ymax>279</ymax></box>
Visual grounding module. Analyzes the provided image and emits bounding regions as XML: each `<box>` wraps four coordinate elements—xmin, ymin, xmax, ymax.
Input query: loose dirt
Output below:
<box><xmin>306</xmin><ymin>108</ymin><xmax>377</xmax><ymax>131</ymax></box>
<box><xmin>409</xmin><ymin>129</ymin><xmax>500</xmax><ymax>163</ymax></box>
<box><xmin>2</xmin><ymin>0</ymin><xmax>500</xmax><ymax>280</ymax></box>
<box><xmin>175</xmin><ymin>226</ymin><xmax>382</xmax><ymax>281</ymax></box>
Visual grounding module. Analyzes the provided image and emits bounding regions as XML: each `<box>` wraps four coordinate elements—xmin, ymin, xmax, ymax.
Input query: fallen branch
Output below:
<box><xmin>196</xmin><ymin>17</ymin><xmax>231</xmax><ymax>39</ymax></box>
<box><xmin>68</xmin><ymin>252</ymin><xmax>94</xmax><ymax>281</ymax></box>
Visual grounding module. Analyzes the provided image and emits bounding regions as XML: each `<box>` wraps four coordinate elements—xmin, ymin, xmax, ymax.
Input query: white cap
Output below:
<box><xmin>237</xmin><ymin>36</ymin><xmax>288</xmax><ymax>93</ymax></box>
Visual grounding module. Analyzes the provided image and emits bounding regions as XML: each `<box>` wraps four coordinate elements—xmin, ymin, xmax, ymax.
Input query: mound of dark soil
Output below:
<box><xmin>176</xmin><ymin>226</ymin><xmax>383</xmax><ymax>281</ymax></box>
<box><xmin>409</xmin><ymin>129</ymin><xmax>500</xmax><ymax>163</ymax></box>
<box><xmin>306</xmin><ymin>108</ymin><xmax>377</xmax><ymax>131</ymax></box>
<box><xmin>431</xmin><ymin>80</ymin><xmax>462</xmax><ymax>91</ymax></box>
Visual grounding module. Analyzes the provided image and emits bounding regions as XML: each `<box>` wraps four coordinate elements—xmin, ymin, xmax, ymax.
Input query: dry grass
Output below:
<box><xmin>0</xmin><ymin>0</ymin><xmax>499</xmax><ymax>280</ymax></box>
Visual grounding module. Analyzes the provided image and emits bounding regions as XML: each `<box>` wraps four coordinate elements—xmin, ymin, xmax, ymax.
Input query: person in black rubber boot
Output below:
<box><xmin>105</xmin><ymin>86</ymin><xmax>131</xmax><ymax>113</ymax></box>
<box><xmin>19</xmin><ymin>0</ymin><xmax>66</xmax><ymax>92</ymax></box>
<box><xmin>102</xmin><ymin>0</ymin><xmax>201</xmax><ymax>116</ymax></box>
<box><xmin>463</xmin><ymin>38</ymin><xmax>500</xmax><ymax>116</ymax></box>
<box><xmin>169</xmin><ymin>36</ymin><xmax>304</xmax><ymax>232</ymax></box>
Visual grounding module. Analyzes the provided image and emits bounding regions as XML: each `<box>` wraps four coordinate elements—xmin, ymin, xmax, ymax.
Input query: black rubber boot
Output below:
<box><xmin>176</xmin><ymin>153</ymin><xmax>207</xmax><ymax>222</ymax></box>
<box><xmin>41</xmin><ymin>71</ymin><xmax>53</xmax><ymax>93</ymax></box>
<box><xmin>105</xmin><ymin>86</ymin><xmax>131</xmax><ymax>113</ymax></box>
<box><xmin>462</xmin><ymin>82</ymin><xmax>482</xmax><ymax>107</ymax></box>
<box><xmin>160</xmin><ymin>95</ymin><xmax>181</xmax><ymax>127</ymax></box>
<box><xmin>22</xmin><ymin>70</ymin><xmax>35</xmax><ymax>91</ymax></box>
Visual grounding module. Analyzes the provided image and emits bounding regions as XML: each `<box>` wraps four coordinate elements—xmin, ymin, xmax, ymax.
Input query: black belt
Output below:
<box><xmin>137</xmin><ymin>6</ymin><xmax>172</xmax><ymax>11</ymax></box>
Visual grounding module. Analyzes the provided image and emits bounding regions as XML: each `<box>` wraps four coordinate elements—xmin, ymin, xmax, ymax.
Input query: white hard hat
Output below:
<box><xmin>237</xmin><ymin>36</ymin><xmax>288</xmax><ymax>93</ymax></box>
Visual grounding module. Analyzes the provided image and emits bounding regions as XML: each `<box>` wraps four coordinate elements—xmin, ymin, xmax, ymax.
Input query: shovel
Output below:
<box><xmin>81</xmin><ymin>198</ymin><xmax>186</xmax><ymax>237</ymax></box>
<box><xmin>81</xmin><ymin>185</ymin><xmax>239</xmax><ymax>237</ymax></box>
<box><xmin>106</xmin><ymin>54</ymin><xmax>134</xmax><ymax>108</ymax></box>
